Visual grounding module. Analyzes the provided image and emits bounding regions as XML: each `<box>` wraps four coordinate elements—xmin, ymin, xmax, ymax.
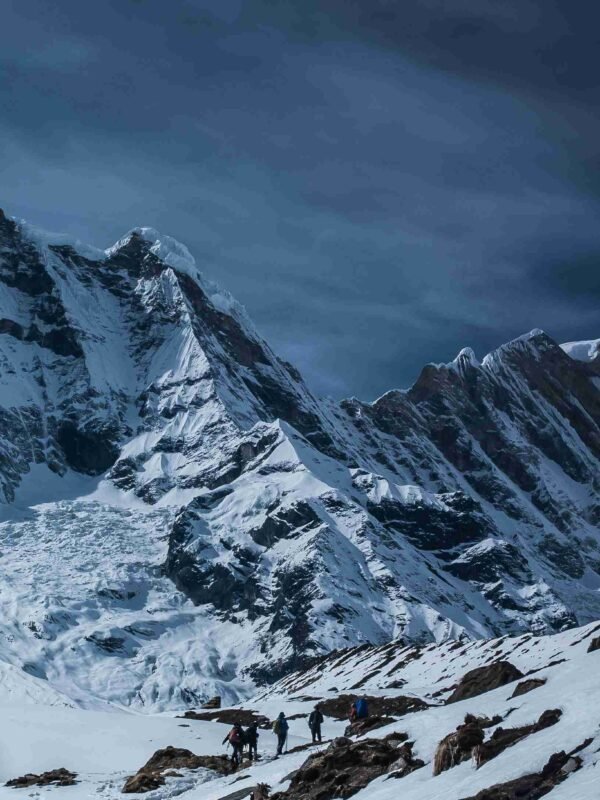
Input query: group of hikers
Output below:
<box><xmin>222</xmin><ymin>712</ymin><xmax>290</xmax><ymax>765</ymax></box>
<box><xmin>222</xmin><ymin>720</ymin><xmax>262</xmax><ymax>765</ymax></box>
<box><xmin>222</xmin><ymin>697</ymin><xmax>369</xmax><ymax>765</ymax></box>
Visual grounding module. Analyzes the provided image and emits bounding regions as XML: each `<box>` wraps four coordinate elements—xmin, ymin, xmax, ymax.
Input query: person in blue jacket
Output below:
<box><xmin>355</xmin><ymin>696</ymin><xmax>369</xmax><ymax>719</ymax></box>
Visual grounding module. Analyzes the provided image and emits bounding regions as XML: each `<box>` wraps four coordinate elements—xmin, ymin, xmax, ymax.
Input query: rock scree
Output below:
<box><xmin>447</xmin><ymin>661</ymin><xmax>524</xmax><ymax>703</ymax></box>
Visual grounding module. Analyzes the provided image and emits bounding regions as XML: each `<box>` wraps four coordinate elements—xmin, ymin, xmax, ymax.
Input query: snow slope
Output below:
<box><xmin>0</xmin><ymin>621</ymin><xmax>597</xmax><ymax>799</ymax></box>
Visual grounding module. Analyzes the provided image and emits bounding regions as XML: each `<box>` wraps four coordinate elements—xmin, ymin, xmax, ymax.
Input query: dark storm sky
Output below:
<box><xmin>1</xmin><ymin>1</ymin><xmax>599</xmax><ymax>399</ymax></box>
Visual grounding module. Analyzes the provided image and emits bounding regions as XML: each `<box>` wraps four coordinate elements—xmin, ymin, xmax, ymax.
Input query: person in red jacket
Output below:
<box><xmin>222</xmin><ymin>721</ymin><xmax>244</xmax><ymax>766</ymax></box>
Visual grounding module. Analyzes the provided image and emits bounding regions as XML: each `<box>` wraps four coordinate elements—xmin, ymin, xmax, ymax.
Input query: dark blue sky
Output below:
<box><xmin>1</xmin><ymin>0</ymin><xmax>599</xmax><ymax>398</ymax></box>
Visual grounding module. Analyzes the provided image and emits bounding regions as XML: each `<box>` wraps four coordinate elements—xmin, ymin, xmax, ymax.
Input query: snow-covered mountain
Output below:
<box><xmin>0</xmin><ymin>209</ymin><xmax>599</xmax><ymax>711</ymax></box>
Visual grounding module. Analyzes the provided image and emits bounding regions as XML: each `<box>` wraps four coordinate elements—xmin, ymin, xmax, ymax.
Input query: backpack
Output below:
<box><xmin>272</xmin><ymin>719</ymin><xmax>281</xmax><ymax>735</ymax></box>
<box><xmin>355</xmin><ymin>698</ymin><xmax>368</xmax><ymax>718</ymax></box>
<box><xmin>229</xmin><ymin>727</ymin><xmax>242</xmax><ymax>745</ymax></box>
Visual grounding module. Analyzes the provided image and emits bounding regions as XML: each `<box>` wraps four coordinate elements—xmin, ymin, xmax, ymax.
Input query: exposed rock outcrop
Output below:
<box><xmin>344</xmin><ymin>716</ymin><xmax>397</xmax><ymax>737</ymax></box>
<box><xmin>319</xmin><ymin>694</ymin><xmax>427</xmax><ymax>720</ymax></box>
<box><xmin>433</xmin><ymin>716</ymin><xmax>487</xmax><ymax>775</ymax></box>
<box><xmin>270</xmin><ymin>734</ymin><xmax>421</xmax><ymax>800</ymax></box>
<box><xmin>6</xmin><ymin>768</ymin><xmax>77</xmax><ymax>788</ymax></box>
<box><xmin>122</xmin><ymin>746</ymin><xmax>234</xmax><ymax>793</ymax></box>
<box><xmin>182</xmin><ymin>709</ymin><xmax>270</xmax><ymax>728</ymax></box>
<box><xmin>202</xmin><ymin>695</ymin><xmax>222</xmax><ymax>709</ymax></box>
<box><xmin>473</xmin><ymin>709</ymin><xmax>562</xmax><ymax>767</ymax></box>
<box><xmin>460</xmin><ymin>749</ymin><xmax>582</xmax><ymax>799</ymax></box>
<box><xmin>447</xmin><ymin>661</ymin><xmax>524</xmax><ymax>703</ymax></box>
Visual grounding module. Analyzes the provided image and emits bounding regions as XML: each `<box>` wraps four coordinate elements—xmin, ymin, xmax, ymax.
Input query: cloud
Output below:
<box><xmin>0</xmin><ymin>0</ymin><xmax>598</xmax><ymax>399</ymax></box>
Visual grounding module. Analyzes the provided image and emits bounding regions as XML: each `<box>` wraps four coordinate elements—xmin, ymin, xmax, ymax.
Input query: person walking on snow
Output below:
<box><xmin>308</xmin><ymin>704</ymin><xmax>324</xmax><ymax>743</ymax></box>
<box><xmin>272</xmin><ymin>712</ymin><xmax>289</xmax><ymax>755</ymax></box>
<box><xmin>246</xmin><ymin>721</ymin><xmax>259</xmax><ymax>761</ymax></box>
<box><xmin>222</xmin><ymin>721</ymin><xmax>245</xmax><ymax>766</ymax></box>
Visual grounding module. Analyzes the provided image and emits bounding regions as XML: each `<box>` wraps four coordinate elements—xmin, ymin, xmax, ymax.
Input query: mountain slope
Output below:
<box><xmin>1</xmin><ymin>621</ymin><xmax>598</xmax><ymax>800</ymax></box>
<box><xmin>0</xmin><ymin>210</ymin><xmax>598</xmax><ymax>708</ymax></box>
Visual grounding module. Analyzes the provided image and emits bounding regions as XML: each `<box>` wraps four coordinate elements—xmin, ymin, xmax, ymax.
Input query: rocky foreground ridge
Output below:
<box><xmin>0</xmin><ymin>210</ymin><xmax>598</xmax><ymax>705</ymax></box>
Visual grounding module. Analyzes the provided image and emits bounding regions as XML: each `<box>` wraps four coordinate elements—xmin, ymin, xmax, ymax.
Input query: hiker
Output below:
<box><xmin>222</xmin><ymin>720</ymin><xmax>245</xmax><ymax>766</ymax></box>
<box><xmin>272</xmin><ymin>712</ymin><xmax>289</xmax><ymax>755</ymax></box>
<box><xmin>308</xmin><ymin>704</ymin><xmax>324</xmax><ymax>743</ymax></box>
<box><xmin>349</xmin><ymin>702</ymin><xmax>358</xmax><ymax>723</ymax></box>
<box><xmin>355</xmin><ymin>696</ymin><xmax>369</xmax><ymax>719</ymax></box>
<box><xmin>246</xmin><ymin>721</ymin><xmax>259</xmax><ymax>761</ymax></box>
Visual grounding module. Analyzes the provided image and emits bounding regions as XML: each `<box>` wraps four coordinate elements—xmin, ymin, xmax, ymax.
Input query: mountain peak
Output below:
<box><xmin>106</xmin><ymin>227</ymin><xmax>200</xmax><ymax>282</ymax></box>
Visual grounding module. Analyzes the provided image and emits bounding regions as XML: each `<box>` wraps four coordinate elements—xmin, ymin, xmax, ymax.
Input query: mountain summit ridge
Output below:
<box><xmin>0</xmin><ymin>211</ymin><xmax>598</xmax><ymax>707</ymax></box>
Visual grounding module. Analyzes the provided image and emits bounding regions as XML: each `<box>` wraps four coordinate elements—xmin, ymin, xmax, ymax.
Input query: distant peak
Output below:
<box><xmin>523</xmin><ymin>328</ymin><xmax>545</xmax><ymax>340</ymax></box>
<box><xmin>453</xmin><ymin>347</ymin><xmax>480</xmax><ymax>367</ymax></box>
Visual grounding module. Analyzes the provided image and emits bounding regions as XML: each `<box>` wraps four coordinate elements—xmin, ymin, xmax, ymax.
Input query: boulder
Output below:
<box><xmin>433</xmin><ymin>718</ymin><xmax>486</xmax><ymax>775</ymax></box>
<box><xmin>387</xmin><ymin>741</ymin><xmax>425</xmax><ymax>778</ymax></box>
<box><xmin>202</xmin><ymin>695</ymin><xmax>222</xmax><ymax>709</ymax></box>
<box><xmin>122</xmin><ymin>773</ymin><xmax>165</xmax><ymax>794</ymax></box>
<box><xmin>510</xmin><ymin>677</ymin><xmax>546</xmax><ymax>698</ymax></box>
<box><xmin>121</xmin><ymin>746</ymin><xmax>235</xmax><ymax>793</ymax></box>
<box><xmin>446</xmin><ymin>661</ymin><xmax>524</xmax><ymax>703</ymax></box>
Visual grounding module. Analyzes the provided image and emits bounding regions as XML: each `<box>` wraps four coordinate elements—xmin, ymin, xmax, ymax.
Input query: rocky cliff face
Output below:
<box><xmin>0</xmin><ymin>210</ymin><xmax>598</xmax><ymax>705</ymax></box>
